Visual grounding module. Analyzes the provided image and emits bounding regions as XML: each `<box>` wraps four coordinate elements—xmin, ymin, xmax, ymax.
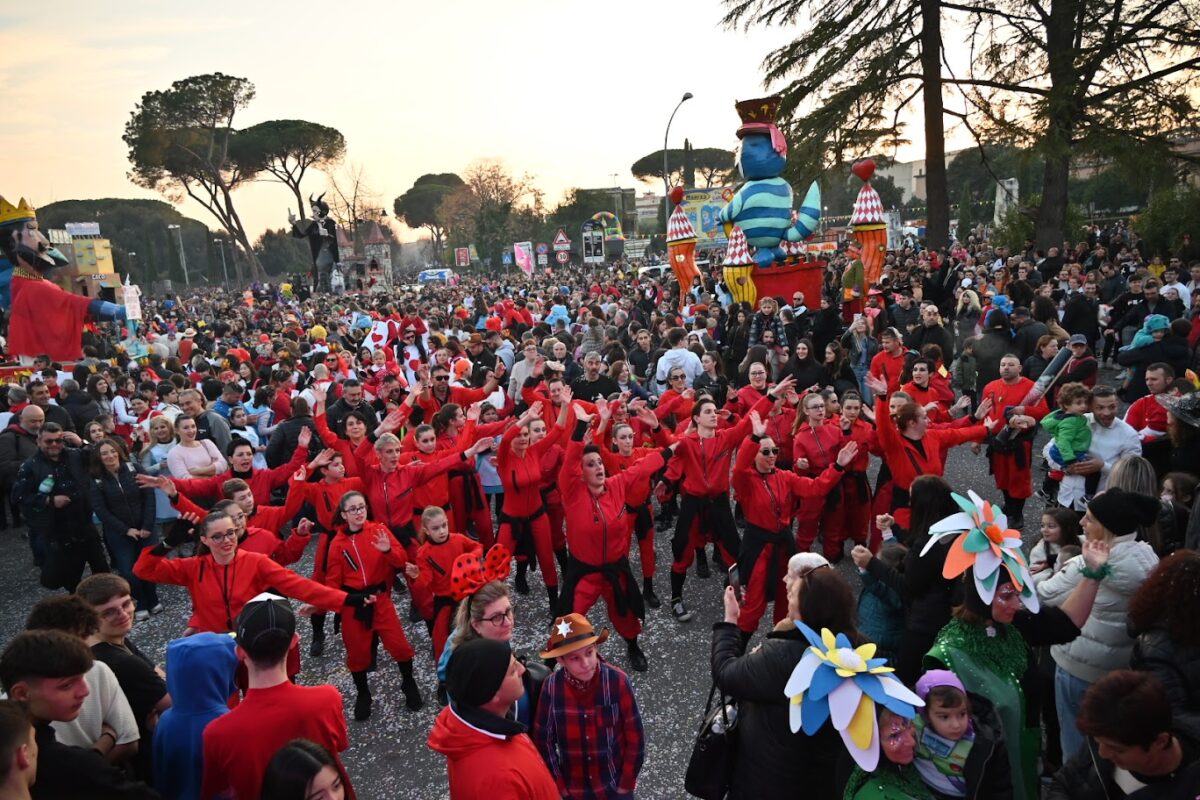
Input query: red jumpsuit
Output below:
<box><xmin>869</xmin><ymin>350</ymin><xmax>908</xmax><ymax>394</ymax></box>
<box><xmin>873</xmin><ymin>395</ymin><xmax>988</xmax><ymax>527</ymax></box>
<box><xmin>133</xmin><ymin>548</ymin><xmax>347</xmax><ymax>633</ymax></box>
<box><xmin>324</xmin><ymin>522</ymin><xmax>413</xmax><ymax>672</ymax></box>
<box><xmin>980</xmin><ymin>377</ymin><xmax>1048</xmax><ymax>501</ymax></box>
<box><xmin>415</xmin><ymin>533</ymin><xmax>482</xmax><ymax>660</ymax></box>
<box><xmin>559</xmin><ymin>434</ymin><xmax>666</xmax><ymax>639</ymax></box>
<box><xmin>353</xmin><ymin>441</ymin><xmax>472</xmax><ymax>619</ymax></box>
<box><xmin>496</xmin><ymin>422</ymin><xmax>565</xmax><ymax>587</ymax></box>
<box><xmin>536</xmin><ymin>440</ymin><xmax>567</xmax><ymax>556</ymax></box>
<box><xmin>732</xmin><ymin>438</ymin><xmax>847</xmax><ymax>632</ymax></box>
<box><xmin>791</xmin><ymin>421</ymin><xmax>848</xmax><ymax>559</ymax></box>
<box><xmin>171</xmin><ymin>445</ymin><xmax>308</xmax><ymax>507</ymax></box>
<box><xmin>666</xmin><ymin>395</ymin><xmax>774</xmax><ymax>574</ymax></box>
<box><xmin>445</xmin><ymin>417</ymin><xmax>507</xmax><ymax>547</ymax></box>
<box><xmin>313</xmin><ymin>412</ymin><xmax>371</xmax><ymax>478</ymax></box>
<box><xmin>599</xmin><ymin>426</ymin><xmax>673</xmax><ymax>580</ymax></box>
<box><xmin>286</xmin><ymin>475</ymin><xmax>367</xmax><ymax>584</ymax></box>
<box><xmin>835</xmin><ymin>417</ymin><xmax>883</xmax><ymax>546</ymax></box>
<box><xmin>416</xmin><ymin>385</ymin><xmax>490</xmax><ymax>420</ymax></box>
<box><xmin>900</xmin><ymin>380</ymin><xmax>954</xmax><ymax>423</ymax></box>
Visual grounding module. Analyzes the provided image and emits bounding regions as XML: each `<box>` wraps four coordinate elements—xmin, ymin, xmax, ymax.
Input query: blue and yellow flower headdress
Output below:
<box><xmin>784</xmin><ymin>622</ymin><xmax>923</xmax><ymax>770</ymax></box>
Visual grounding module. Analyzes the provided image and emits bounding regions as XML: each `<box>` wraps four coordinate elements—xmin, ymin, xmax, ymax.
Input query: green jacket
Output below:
<box><xmin>1041</xmin><ymin>409</ymin><xmax>1092</xmax><ymax>463</ymax></box>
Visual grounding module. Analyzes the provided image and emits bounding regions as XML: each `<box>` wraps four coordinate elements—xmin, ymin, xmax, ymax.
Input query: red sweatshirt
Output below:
<box><xmin>874</xmin><ymin>395</ymin><xmax>987</xmax><ymax>491</ymax></box>
<box><xmin>869</xmin><ymin>350</ymin><xmax>908</xmax><ymax>393</ymax></box>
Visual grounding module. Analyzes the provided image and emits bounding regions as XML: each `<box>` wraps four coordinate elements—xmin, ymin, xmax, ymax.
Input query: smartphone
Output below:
<box><xmin>727</xmin><ymin>564</ymin><xmax>745</xmax><ymax>602</ymax></box>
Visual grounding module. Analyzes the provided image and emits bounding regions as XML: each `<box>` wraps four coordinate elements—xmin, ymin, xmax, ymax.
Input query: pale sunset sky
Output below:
<box><xmin>0</xmin><ymin>1</ymin><xmax>939</xmax><ymax>242</ymax></box>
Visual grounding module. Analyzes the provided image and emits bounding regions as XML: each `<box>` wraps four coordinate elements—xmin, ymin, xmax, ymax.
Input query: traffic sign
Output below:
<box><xmin>555</xmin><ymin>251</ymin><xmax>570</xmax><ymax>264</ymax></box>
<box><xmin>552</xmin><ymin>228</ymin><xmax>571</xmax><ymax>251</ymax></box>
<box><xmin>535</xmin><ymin>242</ymin><xmax>549</xmax><ymax>255</ymax></box>
<box><xmin>537</xmin><ymin>254</ymin><xmax>548</xmax><ymax>266</ymax></box>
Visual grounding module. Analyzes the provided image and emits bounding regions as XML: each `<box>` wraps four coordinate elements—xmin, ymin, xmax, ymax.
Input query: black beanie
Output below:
<box><xmin>446</xmin><ymin>638</ymin><xmax>512</xmax><ymax>708</ymax></box>
<box><xmin>1088</xmin><ymin>488</ymin><xmax>1160</xmax><ymax>537</ymax></box>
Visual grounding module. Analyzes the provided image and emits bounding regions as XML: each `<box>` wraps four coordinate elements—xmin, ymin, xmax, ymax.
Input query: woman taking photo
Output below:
<box><xmin>711</xmin><ymin>559</ymin><xmax>859</xmax><ymax>800</ymax></box>
<box><xmin>89</xmin><ymin>438</ymin><xmax>160</xmax><ymax>620</ymax></box>
<box><xmin>166</xmin><ymin>415</ymin><xmax>227</xmax><ymax>480</ymax></box>
<box><xmin>841</xmin><ymin>315</ymin><xmax>879</xmax><ymax>398</ymax></box>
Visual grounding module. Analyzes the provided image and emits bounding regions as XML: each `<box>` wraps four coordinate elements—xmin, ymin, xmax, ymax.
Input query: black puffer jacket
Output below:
<box><xmin>711</xmin><ymin>622</ymin><xmax>842</xmax><ymax>800</ymax></box>
<box><xmin>1047</xmin><ymin>719</ymin><xmax>1200</xmax><ymax>799</ymax></box>
<box><xmin>89</xmin><ymin>462</ymin><xmax>156</xmax><ymax>540</ymax></box>
<box><xmin>954</xmin><ymin>693</ymin><xmax>1014</xmax><ymax>800</ymax></box>
<box><xmin>1131</xmin><ymin>625</ymin><xmax>1200</xmax><ymax>729</ymax></box>
<box><xmin>10</xmin><ymin>447</ymin><xmax>93</xmax><ymax>540</ymax></box>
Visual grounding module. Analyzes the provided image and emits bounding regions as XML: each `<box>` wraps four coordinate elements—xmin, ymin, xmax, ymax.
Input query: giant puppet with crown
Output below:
<box><xmin>714</xmin><ymin>96</ymin><xmax>824</xmax><ymax>306</ymax></box>
<box><xmin>0</xmin><ymin>195</ymin><xmax>126</xmax><ymax>362</ymax></box>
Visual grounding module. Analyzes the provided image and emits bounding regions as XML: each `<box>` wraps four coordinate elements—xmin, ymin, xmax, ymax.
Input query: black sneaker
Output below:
<box><xmin>695</xmin><ymin>556</ymin><xmax>711</xmax><ymax>580</ymax></box>
<box><xmin>353</xmin><ymin>693</ymin><xmax>372</xmax><ymax>721</ymax></box>
<box><xmin>672</xmin><ymin>598</ymin><xmax>693</xmax><ymax>623</ymax></box>
<box><xmin>309</xmin><ymin>634</ymin><xmax>325</xmax><ymax>657</ymax></box>
<box><xmin>514</xmin><ymin>570</ymin><xmax>530</xmax><ymax>595</ymax></box>
<box><xmin>643</xmin><ymin>586</ymin><xmax>662</xmax><ymax>609</ymax></box>
<box><xmin>626</xmin><ymin>641</ymin><xmax>648</xmax><ymax>672</ymax></box>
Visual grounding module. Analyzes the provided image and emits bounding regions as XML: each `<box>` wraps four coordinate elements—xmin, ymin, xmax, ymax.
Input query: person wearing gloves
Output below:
<box><xmin>1037</xmin><ymin>487</ymin><xmax>1160</xmax><ymax>761</ymax></box>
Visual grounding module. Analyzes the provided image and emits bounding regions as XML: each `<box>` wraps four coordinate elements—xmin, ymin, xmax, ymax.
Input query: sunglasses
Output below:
<box><xmin>759</xmin><ymin>447</ymin><xmax>780</xmax><ymax>456</ymax></box>
<box><xmin>433</xmin><ymin>375</ymin><xmax>449</xmax><ymax>382</ymax></box>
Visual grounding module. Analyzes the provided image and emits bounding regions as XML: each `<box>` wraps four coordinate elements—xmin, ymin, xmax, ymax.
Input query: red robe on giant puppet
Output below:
<box><xmin>0</xmin><ymin>196</ymin><xmax>127</xmax><ymax>361</ymax></box>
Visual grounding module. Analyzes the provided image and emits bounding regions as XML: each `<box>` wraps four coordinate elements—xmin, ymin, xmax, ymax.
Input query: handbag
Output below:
<box><xmin>685</xmin><ymin>680</ymin><xmax>739</xmax><ymax>800</ymax></box>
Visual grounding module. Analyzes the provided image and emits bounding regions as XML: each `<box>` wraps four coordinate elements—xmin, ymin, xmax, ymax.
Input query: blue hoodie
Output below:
<box><xmin>153</xmin><ymin>633</ymin><xmax>238</xmax><ymax>800</ymax></box>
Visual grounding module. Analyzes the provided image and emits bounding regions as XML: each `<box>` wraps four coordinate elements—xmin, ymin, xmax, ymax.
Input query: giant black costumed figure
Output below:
<box><xmin>289</xmin><ymin>193</ymin><xmax>340</xmax><ymax>293</ymax></box>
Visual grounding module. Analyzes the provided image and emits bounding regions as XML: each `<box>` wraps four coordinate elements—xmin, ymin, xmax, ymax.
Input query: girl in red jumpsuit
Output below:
<box><xmin>732</xmin><ymin>410</ymin><xmax>858</xmax><ymax>643</ymax></box>
<box><xmin>664</xmin><ymin>377</ymin><xmax>792</xmax><ymax>622</ymax></box>
<box><xmin>324</xmin><ymin>491</ymin><xmax>423</xmax><ymax>720</ymax></box>
<box><xmin>831</xmin><ymin>391</ymin><xmax>880</xmax><ymax>550</ymax></box>
<box><xmin>597</xmin><ymin>402</ymin><xmax>675</xmax><ymax>609</ymax></box>
<box><xmin>430</xmin><ymin>403</ymin><xmax>507</xmax><ymax>545</ymax></box>
<box><xmin>413</xmin><ymin>506</ymin><xmax>481</xmax><ymax>663</ymax></box>
<box><xmin>496</xmin><ymin>400</ymin><xmax>568</xmax><ymax>610</ymax></box>
<box><xmin>558</xmin><ymin>406</ymin><xmax>677</xmax><ymax>672</ymax></box>
<box><xmin>791</xmin><ymin>391</ymin><xmax>848</xmax><ymax>560</ymax></box>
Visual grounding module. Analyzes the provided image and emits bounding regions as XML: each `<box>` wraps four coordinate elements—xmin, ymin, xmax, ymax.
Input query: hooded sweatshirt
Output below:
<box><xmin>427</xmin><ymin>705</ymin><xmax>560</xmax><ymax>799</ymax></box>
<box><xmin>153</xmin><ymin>633</ymin><xmax>238</xmax><ymax>800</ymax></box>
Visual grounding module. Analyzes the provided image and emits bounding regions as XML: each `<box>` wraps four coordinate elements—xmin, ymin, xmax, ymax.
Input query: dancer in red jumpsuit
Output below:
<box><xmin>353</xmin><ymin>411</ymin><xmax>493</xmax><ymax>620</ymax></box>
<box><xmin>791</xmin><ymin>390</ymin><xmax>849</xmax><ymax>560</ymax></box>
<box><xmin>980</xmin><ymin>354</ymin><xmax>1049</xmax><ymax>529</ymax></box>
<box><xmin>496</xmin><ymin>400</ymin><xmax>569</xmax><ymax>609</ymax></box>
<box><xmin>732</xmin><ymin>410</ymin><xmax>858</xmax><ymax>642</ymax></box>
<box><xmin>597</xmin><ymin>401</ymin><xmax>675</xmax><ymax>609</ymax></box>
<box><xmin>865</xmin><ymin>373</ymin><xmax>992</xmax><ymax>528</ymax></box>
<box><xmin>831</xmin><ymin>392</ymin><xmax>881</xmax><ymax>550</ymax></box>
<box><xmin>557</xmin><ymin>405</ymin><xmax>677</xmax><ymax>671</ymax></box>
<box><xmin>664</xmin><ymin>376</ymin><xmax>792</xmax><ymax>623</ymax></box>
<box><xmin>429</xmin><ymin>403</ymin><xmax>507</xmax><ymax>546</ymax></box>
<box><xmin>414</xmin><ymin>506</ymin><xmax>482</xmax><ymax>662</ymax></box>
<box><xmin>324</xmin><ymin>490</ymin><xmax>424</xmax><ymax>719</ymax></box>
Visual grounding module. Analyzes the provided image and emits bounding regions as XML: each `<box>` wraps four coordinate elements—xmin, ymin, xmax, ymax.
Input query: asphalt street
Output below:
<box><xmin>0</xmin><ymin>435</ymin><xmax>1049</xmax><ymax>799</ymax></box>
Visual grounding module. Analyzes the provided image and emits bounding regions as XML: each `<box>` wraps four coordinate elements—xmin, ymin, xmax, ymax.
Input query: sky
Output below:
<box><xmin>0</xmin><ymin>1</ymin><xmax>944</xmax><ymax>243</ymax></box>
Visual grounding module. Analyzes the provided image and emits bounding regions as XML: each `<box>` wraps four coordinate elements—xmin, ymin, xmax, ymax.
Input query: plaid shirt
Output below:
<box><xmin>533</xmin><ymin>662</ymin><xmax>645</xmax><ymax>799</ymax></box>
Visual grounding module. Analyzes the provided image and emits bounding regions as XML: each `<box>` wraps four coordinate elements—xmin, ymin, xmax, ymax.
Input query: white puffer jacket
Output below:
<box><xmin>1037</xmin><ymin>533</ymin><xmax>1159</xmax><ymax>682</ymax></box>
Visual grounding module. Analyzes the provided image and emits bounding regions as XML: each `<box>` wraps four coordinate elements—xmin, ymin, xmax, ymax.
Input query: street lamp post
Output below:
<box><xmin>213</xmin><ymin>239</ymin><xmax>229</xmax><ymax>285</ymax></box>
<box><xmin>167</xmin><ymin>224</ymin><xmax>189</xmax><ymax>286</ymax></box>
<box><xmin>663</xmin><ymin>92</ymin><xmax>694</xmax><ymax>229</ymax></box>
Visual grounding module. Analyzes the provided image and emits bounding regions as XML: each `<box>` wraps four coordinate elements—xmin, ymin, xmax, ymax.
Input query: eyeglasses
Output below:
<box><xmin>670</xmin><ymin>374</ymin><xmax>685</xmax><ymax>381</ymax></box>
<box><xmin>206</xmin><ymin>531</ymin><xmax>237</xmax><ymax>543</ymax></box>
<box><xmin>98</xmin><ymin>598</ymin><xmax>135</xmax><ymax>622</ymax></box>
<box><xmin>343</xmin><ymin>505</ymin><xmax>368</xmax><ymax>515</ymax></box>
<box><xmin>759</xmin><ymin>447</ymin><xmax>780</xmax><ymax>456</ymax></box>
<box><xmin>481</xmin><ymin>608</ymin><xmax>514</xmax><ymax>626</ymax></box>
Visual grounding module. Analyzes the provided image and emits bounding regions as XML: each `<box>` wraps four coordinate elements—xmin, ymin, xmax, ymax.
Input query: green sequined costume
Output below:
<box><xmin>925</xmin><ymin>618</ymin><xmax>1039</xmax><ymax>800</ymax></box>
<box><xmin>843</xmin><ymin>763</ymin><xmax>934</xmax><ymax>800</ymax></box>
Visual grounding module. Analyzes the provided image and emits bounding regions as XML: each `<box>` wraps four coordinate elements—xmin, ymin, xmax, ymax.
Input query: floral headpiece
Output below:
<box><xmin>920</xmin><ymin>490</ymin><xmax>1038</xmax><ymax>612</ymax></box>
<box><xmin>448</xmin><ymin>544</ymin><xmax>511</xmax><ymax>601</ymax></box>
<box><xmin>784</xmin><ymin>623</ymin><xmax>923</xmax><ymax>771</ymax></box>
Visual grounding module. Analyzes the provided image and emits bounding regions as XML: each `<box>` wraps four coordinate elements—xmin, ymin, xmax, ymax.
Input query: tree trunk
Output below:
<box><xmin>920</xmin><ymin>0</ymin><xmax>949</xmax><ymax>249</ymax></box>
<box><xmin>1035</xmin><ymin>143</ymin><xmax>1072</xmax><ymax>250</ymax></box>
